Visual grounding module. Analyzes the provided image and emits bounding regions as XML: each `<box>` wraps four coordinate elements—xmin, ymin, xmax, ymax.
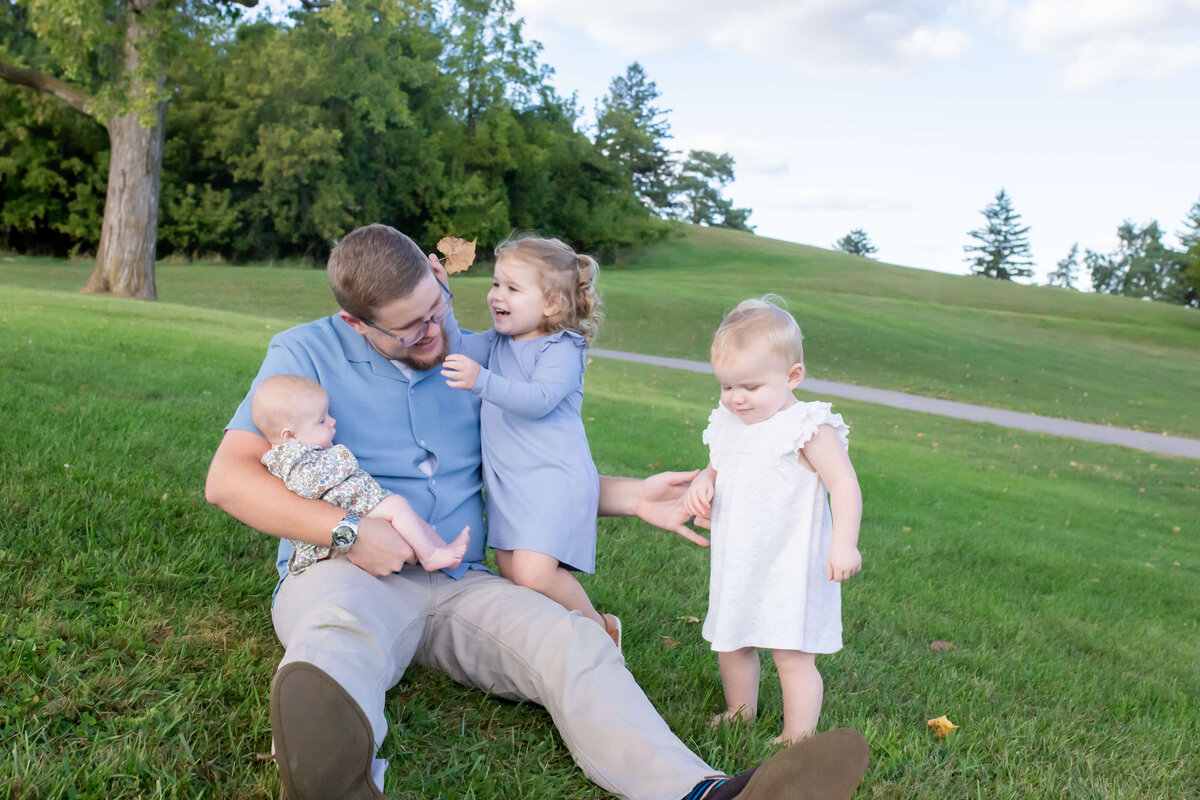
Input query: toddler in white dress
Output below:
<box><xmin>684</xmin><ymin>297</ymin><xmax>863</xmax><ymax>744</ymax></box>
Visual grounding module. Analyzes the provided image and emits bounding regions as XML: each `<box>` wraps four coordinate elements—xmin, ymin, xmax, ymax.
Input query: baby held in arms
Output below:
<box><xmin>251</xmin><ymin>374</ymin><xmax>469</xmax><ymax>575</ymax></box>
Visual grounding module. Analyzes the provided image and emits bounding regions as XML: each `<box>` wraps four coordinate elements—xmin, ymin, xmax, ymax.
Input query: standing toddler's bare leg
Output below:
<box><xmin>713</xmin><ymin>646</ymin><xmax>760</xmax><ymax>727</ymax></box>
<box><xmin>496</xmin><ymin>549</ymin><xmax>606</xmax><ymax>628</ymax></box>
<box><xmin>773</xmin><ymin>648</ymin><xmax>823</xmax><ymax>744</ymax></box>
<box><xmin>367</xmin><ymin>495</ymin><xmax>469</xmax><ymax>571</ymax></box>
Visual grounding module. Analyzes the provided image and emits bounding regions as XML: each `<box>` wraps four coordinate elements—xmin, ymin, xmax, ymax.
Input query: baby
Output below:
<box><xmin>251</xmin><ymin>374</ymin><xmax>469</xmax><ymax>575</ymax></box>
<box><xmin>684</xmin><ymin>297</ymin><xmax>863</xmax><ymax>744</ymax></box>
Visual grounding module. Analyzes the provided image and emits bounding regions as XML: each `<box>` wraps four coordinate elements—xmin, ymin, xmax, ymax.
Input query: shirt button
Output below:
<box><xmin>431</xmin><ymin>479</ymin><xmax>437</xmax><ymax>487</ymax></box>
<box><xmin>419</xmin><ymin>440</ymin><xmax>426</xmax><ymax>446</ymax></box>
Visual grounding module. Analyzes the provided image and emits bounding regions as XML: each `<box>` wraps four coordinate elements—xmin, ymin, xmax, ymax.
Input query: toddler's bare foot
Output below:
<box><xmin>710</xmin><ymin>707</ymin><xmax>755</xmax><ymax>728</ymax></box>
<box><xmin>773</xmin><ymin>729</ymin><xmax>813</xmax><ymax>746</ymax></box>
<box><xmin>418</xmin><ymin>526</ymin><xmax>470</xmax><ymax>571</ymax></box>
<box><xmin>602</xmin><ymin>613</ymin><xmax>623</xmax><ymax>651</ymax></box>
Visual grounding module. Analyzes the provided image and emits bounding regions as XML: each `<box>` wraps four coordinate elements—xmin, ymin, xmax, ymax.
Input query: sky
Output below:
<box><xmin>510</xmin><ymin>0</ymin><xmax>1200</xmax><ymax>283</ymax></box>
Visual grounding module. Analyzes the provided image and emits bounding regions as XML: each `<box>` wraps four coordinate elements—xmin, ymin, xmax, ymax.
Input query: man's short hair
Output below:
<box><xmin>328</xmin><ymin>224</ymin><xmax>431</xmax><ymax>321</ymax></box>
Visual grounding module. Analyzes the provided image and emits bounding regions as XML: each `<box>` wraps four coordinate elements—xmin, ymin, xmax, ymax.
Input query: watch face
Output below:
<box><xmin>332</xmin><ymin>514</ymin><xmax>359</xmax><ymax>548</ymax></box>
<box><xmin>332</xmin><ymin>524</ymin><xmax>355</xmax><ymax>548</ymax></box>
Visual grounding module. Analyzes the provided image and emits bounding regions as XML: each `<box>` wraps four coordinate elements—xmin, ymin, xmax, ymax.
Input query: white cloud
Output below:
<box><xmin>772</xmin><ymin>187</ymin><xmax>912</xmax><ymax>213</ymax></box>
<box><xmin>513</xmin><ymin>0</ymin><xmax>972</xmax><ymax>73</ymax></box>
<box><xmin>1009</xmin><ymin>0</ymin><xmax>1200</xmax><ymax>86</ymax></box>
<box><xmin>675</xmin><ymin>133</ymin><xmax>792</xmax><ymax>176</ymax></box>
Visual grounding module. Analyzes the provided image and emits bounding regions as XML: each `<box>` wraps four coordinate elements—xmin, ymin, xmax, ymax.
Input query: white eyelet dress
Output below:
<box><xmin>700</xmin><ymin>401</ymin><xmax>850</xmax><ymax>654</ymax></box>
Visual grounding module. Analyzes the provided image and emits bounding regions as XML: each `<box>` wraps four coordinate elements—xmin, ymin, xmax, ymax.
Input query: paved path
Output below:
<box><xmin>590</xmin><ymin>348</ymin><xmax>1200</xmax><ymax>460</ymax></box>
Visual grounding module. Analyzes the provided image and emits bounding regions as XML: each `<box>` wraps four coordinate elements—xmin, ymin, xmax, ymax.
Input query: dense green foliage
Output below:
<box><xmin>0</xmin><ymin>0</ymin><xmax>685</xmax><ymax>262</ymax></box>
<box><xmin>1086</xmin><ymin>219</ymin><xmax>1194</xmax><ymax>306</ymax></box>
<box><xmin>2</xmin><ymin>262</ymin><xmax>1197</xmax><ymax>798</ymax></box>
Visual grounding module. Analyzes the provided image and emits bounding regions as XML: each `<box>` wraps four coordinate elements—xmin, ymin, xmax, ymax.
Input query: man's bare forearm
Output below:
<box><xmin>205</xmin><ymin>429</ymin><xmax>342</xmax><ymax>546</ymax></box>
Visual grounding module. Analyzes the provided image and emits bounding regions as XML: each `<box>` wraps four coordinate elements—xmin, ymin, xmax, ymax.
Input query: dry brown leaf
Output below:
<box><xmin>437</xmin><ymin>236</ymin><xmax>477</xmax><ymax>273</ymax></box>
<box><xmin>661</xmin><ymin>636</ymin><xmax>680</xmax><ymax>649</ymax></box>
<box><xmin>677</xmin><ymin>616</ymin><xmax>701</xmax><ymax>623</ymax></box>
<box><xmin>929</xmin><ymin>640</ymin><xmax>956</xmax><ymax>651</ymax></box>
<box><xmin>927</xmin><ymin>715</ymin><xmax>958</xmax><ymax>738</ymax></box>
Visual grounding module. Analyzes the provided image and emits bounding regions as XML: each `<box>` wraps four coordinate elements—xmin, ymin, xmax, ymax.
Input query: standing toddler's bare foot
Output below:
<box><xmin>711</xmin><ymin>706</ymin><xmax>756</xmax><ymax>728</ymax></box>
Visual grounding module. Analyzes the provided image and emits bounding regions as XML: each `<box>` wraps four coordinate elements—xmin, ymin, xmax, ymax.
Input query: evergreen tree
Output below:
<box><xmin>595</xmin><ymin>62</ymin><xmax>676</xmax><ymax>217</ymax></box>
<box><xmin>833</xmin><ymin>229</ymin><xmax>877</xmax><ymax>258</ymax></box>
<box><xmin>1047</xmin><ymin>243</ymin><xmax>1079</xmax><ymax>289</ymax></box>
<box><xmin>673</xmin><ymin>149</ymin><xmax>753</xmax><ymax>231</ymax></box>
<box><xmin>963</xmin><ymin>189</ymin><xmax>1034</xmax><ymax>280</ymax></box>
<box><xmin>1178</xmin><ymin>196</ymin><xmax>1200</xmax><ymax>306</ymax></box>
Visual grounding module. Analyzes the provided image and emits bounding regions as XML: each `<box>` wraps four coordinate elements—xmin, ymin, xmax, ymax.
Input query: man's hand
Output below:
<box><xmin>827</xmin><ymin>543</ymin><xmax>862</xmax><ymax>582</ymax></box>
<box><xmin>634</xmin><ymin>469</ymin><xmax>711</xmax><ymax>547</ymax></box>
<box><xmin>442</xmin><ymin>354</ymin><xmax>481</xmax><ymax>391</ymax></box>
<box><xmin>346</xmin><ymin>517</ymin><xmax>417</xmax><ymax>576</ymax></box>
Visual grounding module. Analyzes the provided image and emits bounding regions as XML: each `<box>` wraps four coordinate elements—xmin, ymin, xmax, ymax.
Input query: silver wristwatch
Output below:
<box><xmin>331</xmin><ymin>512</ymin><xmax>360</xmax><ymax>552</ymax></box>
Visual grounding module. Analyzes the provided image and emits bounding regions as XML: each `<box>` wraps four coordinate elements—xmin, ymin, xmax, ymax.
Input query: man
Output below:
<box><xmin>205</xmin><ymin>223</ymin><xmax>869</xmax><ymax>799</ymax></box>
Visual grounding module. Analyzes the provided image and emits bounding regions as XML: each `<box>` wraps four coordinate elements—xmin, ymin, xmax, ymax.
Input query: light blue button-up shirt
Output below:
<box><xmin>226</xmin><ymin>314</ymin><xmax>487</xmax><ymax>592</ymax></box>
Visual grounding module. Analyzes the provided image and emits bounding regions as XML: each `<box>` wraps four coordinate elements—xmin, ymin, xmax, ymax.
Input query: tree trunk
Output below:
<box><xmin>84</xmin><ymin>3</ymin><xmax>165</xmax><ymax>301</ymax></box>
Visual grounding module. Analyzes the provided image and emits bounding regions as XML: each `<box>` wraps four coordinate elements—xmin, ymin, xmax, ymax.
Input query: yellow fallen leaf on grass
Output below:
<box><xmin>661</xmin><ymin>636</ymin><xmax>680</xmax><ymax>649</ymax></box>
<box><xmin>928</xmin><ymin>715</ymin><xmax>958</xmax><ymax>737</ymax></box>
<box><xmin>437</xmin><ymin>236</ymin><xmax>477</xmax><ymax>273</ymax></box>
<box><xmin>677</xmin><ymin>616</ymin><xmax>701</xmax><ymax>623</ymax></box>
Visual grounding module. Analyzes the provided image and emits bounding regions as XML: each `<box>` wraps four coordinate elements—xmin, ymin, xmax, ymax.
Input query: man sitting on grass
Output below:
<box><xmin>205</xmin><ymin>222</ymin><xmax>870</xmax><ymax>800</ymax></box>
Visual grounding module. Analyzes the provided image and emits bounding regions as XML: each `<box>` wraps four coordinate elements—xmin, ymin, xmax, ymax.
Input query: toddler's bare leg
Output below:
<box><xmin>495</xmin><ymin>549</ymin><xmax>606</xmax><ymax>629</ymax></box>
<box><xmin>366</xmin><ymin>495</ymin><xmax>469</xmax><ymax>571</ymax></box>
<box><xmin>772</xmin><ymin>648</ymin><xmax>822</xmax><ymax>744</ymax></box>
<box><xmin>713</xmin><ymin>647</ymin><xmax>759</xmax><ymax>727</ymax></box>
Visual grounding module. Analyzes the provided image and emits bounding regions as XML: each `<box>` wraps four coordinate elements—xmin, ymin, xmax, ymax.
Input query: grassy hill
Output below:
<box><xmin>2</xmin><ymin>234</ymin><xmax>1198</xmax><ymax>798</ymax></box>
<box><xmin>6</xmin><ymin>226</ymin><xmax>1197</xmax><ymax>438</ymax></box>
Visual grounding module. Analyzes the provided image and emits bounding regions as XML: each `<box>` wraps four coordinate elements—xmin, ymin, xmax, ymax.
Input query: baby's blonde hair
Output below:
<box><xmin>494</xmin><ymin>234</ymin><xmax>603</xmax><ymax>344</ymax></box>
<box><xmin>251</xmin><ymin>374</ymin><xmax>327</xmax><ymax>444</ymax></box>
<box><xmin>711</xmin><ymin>295</ymin><xmax>805</xmax><ymax>367</ymax></box>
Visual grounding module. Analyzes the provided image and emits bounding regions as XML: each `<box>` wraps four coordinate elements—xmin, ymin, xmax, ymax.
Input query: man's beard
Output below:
<box><xmin>399</xmin><ymin>328</ymin><xmax>450</xmax><ymax>372</ymax></box>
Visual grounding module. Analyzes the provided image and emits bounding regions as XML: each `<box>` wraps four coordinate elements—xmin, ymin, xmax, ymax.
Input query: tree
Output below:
<box><xmin>963</xmin><ymin>188</ymin><xmax>1034</xmax><ymax>280</ymax></box>
<box><xmin>833</xmin><ymin>229</ymin><xmax>877</xmax><ymax>258</ymax></box>
<box><xmin>1086</xmin><ymin>220</ymin><xmax>1189</xmax><ymax>304</ymax></box>
<box><xmin>595</xmin><ymin>62</ymin><xmax>676</xmax><ymax>217</ymax></box>
<box><xmin>0</xmin><ymin>0</ymin><xmax>252</xmax><ymax>299</ymax></box>
<box><xmin>1047</xmin><ymin>243</ymin><xmax>1079</xmax><ymax>289</ymax></box>
<box><xmin>1178</xmin><ymin>196</ymin><xmax>1200</xmax><ymax>306</ymax></box>
<box><xmin>673</xmin><ymin>149</ymin><xmax>753</xmax><ymax>231</ymax></box>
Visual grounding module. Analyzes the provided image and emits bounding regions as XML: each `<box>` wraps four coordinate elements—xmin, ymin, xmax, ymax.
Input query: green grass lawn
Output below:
<box><xmin>6</xmin><ymin>227</ymin><xmax>1198</xmax><ymax>439</ymax></box>
<box><xmin>2</xmin><ymin>239</ymin><xmax>1198</xmax><ymax>798</ymax></box>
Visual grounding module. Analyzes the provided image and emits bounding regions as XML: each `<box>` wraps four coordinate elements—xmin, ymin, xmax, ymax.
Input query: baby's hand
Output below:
<box><xmin>442</xmin><ymin>354</ymin><xmax>481</xmax><ymax>390</ymax></box>
<box><xmin>827</xmin><ymin>543</ymin><xmax>862</xmax><ymax>582</ymax></box>
<box><xmin>683</xmin><ymin>473</ymin><xmax>714</xmax><ymax>519</ymax></box>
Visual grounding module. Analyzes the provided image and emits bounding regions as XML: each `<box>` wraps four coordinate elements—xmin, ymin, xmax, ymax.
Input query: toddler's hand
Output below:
<box><xmin>827</xmin><ymin>543</ymin><xmax>862</xmax><ymax>582</ymax></box>
<box><xmin>683</xmin><ymin>475</ymin><xmax>714</xmax><ymax>519</ymax></box>
<box><xmin>442</xmin><ymin>354</ymin><xmax>481</xmax><ymax>390</ymax></box>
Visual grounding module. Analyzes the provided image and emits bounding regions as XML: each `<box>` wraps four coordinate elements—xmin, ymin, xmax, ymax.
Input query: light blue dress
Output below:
<box><xmin>459</xmin><ymin>329</ymin><xmax>599</xmax><ymax>573</ymax></box>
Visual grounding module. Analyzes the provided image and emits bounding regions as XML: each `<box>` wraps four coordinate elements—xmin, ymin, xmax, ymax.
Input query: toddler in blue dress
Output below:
<box><xmin>441</xmin><ymin>235</ymin><xmax>621</xmax><ymax>647</ymax></box>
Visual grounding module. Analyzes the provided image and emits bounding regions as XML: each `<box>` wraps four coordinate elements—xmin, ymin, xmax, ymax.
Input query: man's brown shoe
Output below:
<box><xmin>690</xmin><ymin>728</ymin><xmax>869</xmax><ymax>799</ymax></box>
<box><xmin>270</xmin><ymin>662</ymin><xmax>384</xmax><ymax>800</ymax></box>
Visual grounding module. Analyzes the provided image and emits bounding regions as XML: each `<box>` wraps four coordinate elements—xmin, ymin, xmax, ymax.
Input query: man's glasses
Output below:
<box><xmin>365</xmin><ymin>280</ymin><xmax>453</xmax><ymax>347</ymax></box>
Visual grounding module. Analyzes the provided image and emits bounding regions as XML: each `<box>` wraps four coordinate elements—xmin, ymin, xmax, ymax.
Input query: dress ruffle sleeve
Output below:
<box><xmin>790</xmin><ymin>401</ymin><xmax>850</xmax><ymax>452</ymax></box>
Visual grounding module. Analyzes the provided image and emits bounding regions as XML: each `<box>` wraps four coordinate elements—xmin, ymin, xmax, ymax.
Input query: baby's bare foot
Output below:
<box><xmin>419</xmin><ymin>526</ymin><xmax>470</xmax><ymax>571</ymax></box>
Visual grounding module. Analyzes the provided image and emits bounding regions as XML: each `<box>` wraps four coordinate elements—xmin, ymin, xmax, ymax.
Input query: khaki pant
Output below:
<box><xmin>272</xmin><ymin>558</ymin><xmax>716</xmax><ymax>800</ymax></box>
